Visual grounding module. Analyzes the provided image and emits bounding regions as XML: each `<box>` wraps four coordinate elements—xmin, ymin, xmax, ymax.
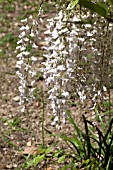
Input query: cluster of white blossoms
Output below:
<box><xmin>41</xmin><ymin>5</ymin><xmax>113</xmax><ymax>126</ymax></box>
<box><xmin>41</xmin><ymin>10</ymin><xmax>77</xmax><ymax>128</ymax></box>
<box><xmin>41</xmin><ymin>9</ymin><xmax>92</xmax><ymax>127</ymax></box>
<box><xmin>16</xmin><ymin>15</ymin><xmax>39</xmax><ymax>113</ymax></box>
<box><xmin>16</xmin><ymin>2</ymin><xmax>113</xmax><ymax>126</ymax></box>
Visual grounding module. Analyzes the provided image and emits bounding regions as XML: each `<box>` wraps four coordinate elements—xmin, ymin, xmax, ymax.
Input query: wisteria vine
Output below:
<box><xmin>16</xmin><ymin>2</ymin><xmax>113</xmax><ymax>127</ymax></box>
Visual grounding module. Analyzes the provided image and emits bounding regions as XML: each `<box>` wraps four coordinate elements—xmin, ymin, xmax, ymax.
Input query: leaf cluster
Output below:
<box><xmin>58</xmin><ymin>111</ymin><xmax>113</xmax><ymax>169</ymax></box>
<box><xmin>69</xmin><ymin>0</ymin><xmax>113</xmax><ymax>22</ymax></box>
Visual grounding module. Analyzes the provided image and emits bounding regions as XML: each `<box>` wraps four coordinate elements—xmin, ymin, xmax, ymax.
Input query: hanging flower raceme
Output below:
<box><xmin>41</xmin><ymin>10</ymin><xmax>80</xmax><ymax>128</ymax></box>
<box><xmin>16</xmin><ymin>15</ymin><xmax>39</xmax><ymax>113</ymax></box>
<box><xmin>41</xmin><ymin>7</ymin><xmax>110</xmax><ymax>127</ymax></box>
<box><xmin>16</xmin><ymin>3</ymin><xmax>111</xmax><ymax>127</ymax></box>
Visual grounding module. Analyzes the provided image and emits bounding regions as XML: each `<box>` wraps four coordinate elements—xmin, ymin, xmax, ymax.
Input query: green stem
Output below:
<box><xmin>108</xmin><ymin>82</ymin><xmax>111</xmax><ymax>121</ymax></box>
<box><xmin>41</xmin><ymin>86</ymin><xmax>45</xmax><ymax>147</ymax></box>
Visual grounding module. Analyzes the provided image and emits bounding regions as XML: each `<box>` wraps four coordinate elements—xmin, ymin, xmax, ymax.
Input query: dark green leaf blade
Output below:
<box><xmin>66</xmin><ymin>110</ymin><xmax>82</xmax><ymax>137</ymax></box>
<box><xmin>79</xmin><ymin>0</ymin><xmax>108</xmax><ymax>17</ymax></box>
<box><xmin>69</xmin><ymin>0</ymin><xmax>79</xmax><ymax>9</ymax></box>
<box><xmin>109</xmin><ymin>0</ymin><xmax>113</xmax><ymax>6</ymax></box>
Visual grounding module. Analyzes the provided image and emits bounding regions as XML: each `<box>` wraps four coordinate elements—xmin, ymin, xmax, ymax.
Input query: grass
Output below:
<box><xmin>16</xmin><ymin>108</ymin><xmax>112</xmax><ymax>169</ymax></box>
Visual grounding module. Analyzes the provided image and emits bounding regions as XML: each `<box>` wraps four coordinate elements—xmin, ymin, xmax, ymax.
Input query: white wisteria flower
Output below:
<box><xmin>41</xmin><ymin>9</ymin><xmax>78</xmax><ymax>127</ymax></box>
<box><xmin>16</xmin><ymin>14</ymin><xmax>39</xmax><ymax>112</ymax></box>
<box><xmin>16</xmin><ymin>3</ymin><xmax>112</xmax><ymax>128</ymax></box>
<box><xmin>41</xmin><ymin>6</ymin><xmax>110</xmax><ymax>127</ymax></box>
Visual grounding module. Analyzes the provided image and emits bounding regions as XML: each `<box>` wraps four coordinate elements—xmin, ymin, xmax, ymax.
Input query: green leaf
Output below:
<box><xmin>72</xmin><ymin>134</ymin><xmax>84</xmax><ymax>151</ymax></box>
<box><xmin>39</xmin><ymin>147</ymin><xmax>52</xmax><ymax>154</ymax></box>
<box><xmin>95</xmin><ymin>108</ymin><xmax>106</xmax><ymax>131</ymax></box>
<box><xmin>38</xmin><ymin>148</ymin><xmax>45</xmax><ymax>154</ymax></box>
<box><xmin>106</xmin><ymin>156</ymin><xmax>112</xmax><ymax>170</ymax></box>
<box><xmin>45</xmin><ymin>147</ymin><xmax>52</xmax><ymax>154</ymax></box>
<box><xmin>66</xmin><ymin>19</ymin><xmax>95</xmax><ymax>25</ymax></box>
<box><xmin>104</xmin><ymin>118</ymin><xmax>113</xmax><ymax>141</ymax></box>
<box><xmin>69</xmin><ymin>0</ymin><xmax>79</xmax><ymax>9</ymax></box>
<box><xmin>61</xmin><ymin>135</ymin><xmax>81</xmax><ymax>156</ymax></box>
<box><xmin>8</xmin><ymin>0</ymin><xmax>14</xmax><ymax>3</ymax></box>
<box><xmin>82</xmin><ymin>115</ymin><xmax>91</xmax><ymax>158</ymax></box>
<box><xmin>79</xmin><ymin>0</ymin><xmax>108</xmax><ymax>17</ymax></box>
<box><xmin>58</xmin><ymin>155</ymin><xmax>65</xmax><ymax>163</ymax></box>
<box><xmin>109</xmin><ymin>0</ymin><xmax>113</xmax><ymax>6</ymax></box>
<box><xmin>53</xmin><ymin>150</ymin><xmax>64</xmax><ymax>158</ymax></box>
<box><xmin>34</xmin><ymin>154</ymin><xmax>45</xmax><ymax>167</ymax></box>
<box><xmin>61</xmin><ymin>135</ymin><xmax>75</xmax><ymax>145</ymax></box>
<box><xmin>66</xmin><ymin>110</ymin><xmax>82</xmax><ymax>137</ymax></box>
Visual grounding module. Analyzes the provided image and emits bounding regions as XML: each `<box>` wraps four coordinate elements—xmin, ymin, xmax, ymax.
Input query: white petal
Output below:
<box><xmin>31</xmin><ymin>56</ymin><xmax>37</xmax><ymax>61</ymax></box>
<box><xmin>21</xmin><ymin>18</ymin><xmax>27</xmax><ymax>22</ymax></box>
